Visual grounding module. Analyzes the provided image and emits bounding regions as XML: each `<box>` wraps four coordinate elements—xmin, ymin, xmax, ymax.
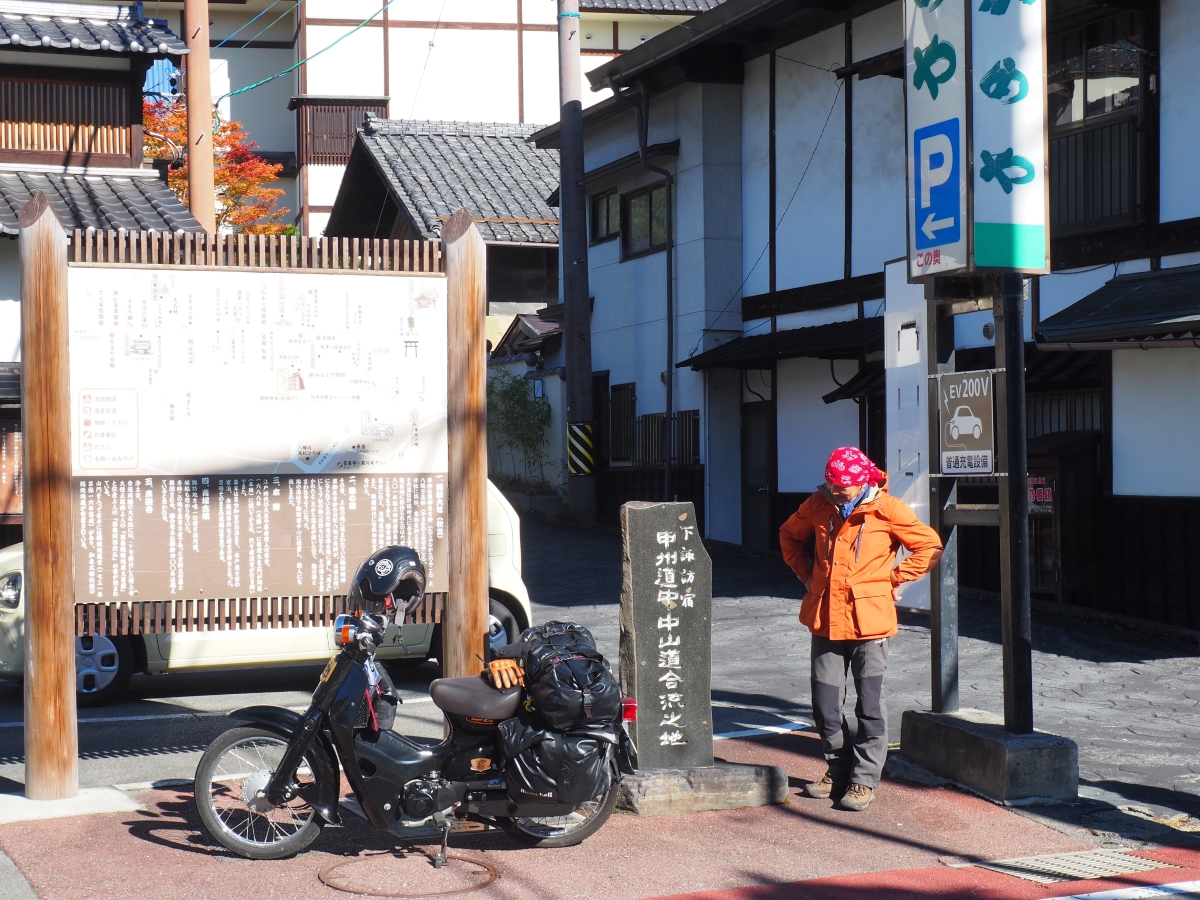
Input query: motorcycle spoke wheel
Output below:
<box><xmin>195</xmin><ymin>727</ymin><xmax>323</xmax><ymax>860</ymax></box>
<box><xmin>502</xmin><ymin>769</ymin><xmax>619</xmax><ymax>848</ymax></box>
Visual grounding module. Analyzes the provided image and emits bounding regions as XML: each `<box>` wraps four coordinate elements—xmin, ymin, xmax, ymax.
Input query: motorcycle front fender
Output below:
<box><xmin>228</xmin><ymin>705</ymin><xmax>342</xmax><ymax>825</ymax></box>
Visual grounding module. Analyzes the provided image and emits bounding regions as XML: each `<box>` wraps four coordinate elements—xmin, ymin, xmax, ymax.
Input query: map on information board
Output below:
<box><xmin>67</xmin><ymin>267</ymin><xmax>447</xmax><ymax>478</ymax></box>
<box><xmin>66</xmin><ymin>267</ymin><xmax>451</xmax><ymax>599</ymax></box>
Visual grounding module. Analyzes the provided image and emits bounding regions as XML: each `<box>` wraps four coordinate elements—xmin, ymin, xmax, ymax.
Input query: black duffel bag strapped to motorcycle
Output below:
<box><xmin>499</xmin><ymin>717</ymin><xmax>615</xmax><ymax>805</ymax></box>
<box><xmin>518</xmin><ymin>622</ymin><xmax>622</xmax><ymax>731</ymax></box>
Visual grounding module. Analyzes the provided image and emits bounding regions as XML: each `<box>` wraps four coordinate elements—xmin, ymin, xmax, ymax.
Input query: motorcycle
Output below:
<box><xmin>193</xmin><ymin>608</ymin><xmax>637</xmax><ymax>862</ymax></box>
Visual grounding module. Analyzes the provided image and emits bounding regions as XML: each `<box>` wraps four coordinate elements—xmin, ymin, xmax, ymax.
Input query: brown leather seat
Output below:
<box><xmin>429</xmin><ymin>676</ymin><xmax>522</xmax><ymax>720</ymax></box>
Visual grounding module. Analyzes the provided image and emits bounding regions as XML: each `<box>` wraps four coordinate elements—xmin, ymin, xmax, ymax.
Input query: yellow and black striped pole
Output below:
<box><xmin>567</xmin><ymin>422</ymin><xmax>595</xmax><ymax>476</ymax></box>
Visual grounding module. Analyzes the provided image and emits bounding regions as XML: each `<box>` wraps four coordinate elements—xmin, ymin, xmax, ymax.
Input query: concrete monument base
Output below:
<box><xmin>899</xmin><ymin>708</ymin><xmax>1078</xmax><ymax>804</ymax></box>
<box><xmin>617</xmin><ymin>762</ymin><xmax>789</xmax><ymax>816</ymax></box>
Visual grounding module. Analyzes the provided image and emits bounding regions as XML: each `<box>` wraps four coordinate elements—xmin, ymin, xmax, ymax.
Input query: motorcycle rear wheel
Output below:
<box><xmin>195</xmin><ymin>725</ymin><xmax>323</xmax><ymax>860</ymax></box>
<box><xmin>499</xmin><ymin>766</ymin><xmax>620</xmax><ymax>848</ymax></box>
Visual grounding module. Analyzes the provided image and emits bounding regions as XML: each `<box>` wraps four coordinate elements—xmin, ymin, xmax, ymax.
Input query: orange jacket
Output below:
<box><xmin>779</xmin><ymin>477</ymin><xmax>942</xmax><ymax>641</ymax></box>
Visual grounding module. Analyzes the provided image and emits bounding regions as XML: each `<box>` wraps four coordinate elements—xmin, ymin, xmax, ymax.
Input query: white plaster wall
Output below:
<box><xmin>883</xmin><ymin>260</ymin><xmax>930</xmax><ymax>609</ymax></box>
<box><xmin>523</xmin><ymin>31</ymin><xmax>560</xmax><ymax>125</ymax></box>
<box><xmin>212</xmin><ymin>48</ymin><xmax>298</xmax><ymax>153</ymax></box>
<box><xmin>741</xmin><ymin>54</ymin><xmax>770</xmax><ymax>297</ymax></box>
<box><xmin>304</xmin><ymin>26</ymin><xmax>385</xmax><ymax>97</ymax></box>
<box><xmin>774</xmin><ymin>27</ymin><xmax>847</xmax><ymax>291</ymax></box>
<box><xmin>776</xmin><ymin>356</ymin><xmax>860</xmax><ymax>493</ymax></box>
<box><xmin>309</xmin><ymin>211</ymin><xmax>332</xmax><ymax>237</ymax></box>
<box><xmin>850</xmin><ymin>73</ymin><xmax>905</xmax><ymax>276</ymax></box>
<box><xmin>1164</xmin><ymin>251</ymin><xmax>1200</xmax><ymax>269</ymax></box>
<box><xmin>524</xmin><ymin>0</ymin><xmax>556</xmax><ymax>26</ymax></box>
<box><xmin>1158</xmin><ymin>0</ymin><xmax>1200</xmax><ymax>222</ymax></box>
<box><xmin>852</xmin><ymin>2</ymin><xmax>901</xmax><ymax>62</ymax></box>
<box><xmin>306</xmin><ymin>165</ymin><xmax>347</xmax><ymax>208</ymax></box>
<box><xmin>1113</xmin><ymin>349</ymin><xmax>1200</xmax><ymax>497</ymax></box>
<box><xmin>389</xmin><ymin>0</ymin><xmax>518</xmax><ymax>22</ymax></box>
<box><xmin>306</xmin><ymin>0</ymin><xmax>387</xmax><ymax>19</ymax></box>
<box><xmin>387</xmin><ymin>28</ymin><xmax>519</xmax><ymax>122</ymax></box>
<box><xmin>0</xmin><ymin>240</ymin><xmax>18</xmax><ymax>361</ymax></box>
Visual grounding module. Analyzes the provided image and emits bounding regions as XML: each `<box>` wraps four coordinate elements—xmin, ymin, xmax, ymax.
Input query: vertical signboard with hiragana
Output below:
<box><xmin>905</xmin><ymin>0</ymin><xmax>969</xmax><ymax>280</ymax></box>
<box><xmin>905</xmin><ymin>0</ymin><xmax>1048</xmax><ymax>281</ymax></box>
<box><xmin>971</xmin><ymin>0</ymin><xmax>1049</xmax><ymax>272</ymax></box>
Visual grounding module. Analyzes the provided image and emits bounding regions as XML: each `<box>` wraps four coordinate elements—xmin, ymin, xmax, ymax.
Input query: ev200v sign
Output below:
<box><xmin>904</xmin><ymin>0</ymin><xmax>1050</xmax><ymax>282</ymax></box>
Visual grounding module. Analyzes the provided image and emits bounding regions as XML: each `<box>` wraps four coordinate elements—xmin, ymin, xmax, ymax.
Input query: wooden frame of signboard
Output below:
<box><xmin>18</xmin><ymin>196</ymin><xmax>489</xmax><ymax>798</ymax></box>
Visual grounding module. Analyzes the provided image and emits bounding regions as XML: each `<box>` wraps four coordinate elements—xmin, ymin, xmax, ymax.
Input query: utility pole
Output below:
<box><xmin>184</xmin><ymin>0</ymin><xmax>216</xmax><ymax>233</ymax></box>
<box><xmin>557</xmin><ymin>0</ymin><xmax>596</xmax><ymax>522</ymax></box>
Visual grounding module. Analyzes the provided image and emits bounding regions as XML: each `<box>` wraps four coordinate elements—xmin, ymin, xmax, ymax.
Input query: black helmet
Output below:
<box><xmin>348</xmin><ymin>546</ymin><xmax>426</xmax><ymax>617</ymax></box>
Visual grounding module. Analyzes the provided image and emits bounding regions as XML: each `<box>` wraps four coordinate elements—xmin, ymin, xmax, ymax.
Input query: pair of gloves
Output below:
<box><xmin>486</xmin><ymin>658</ymin><xmax>525</xmax><ymax>690</ymax></box>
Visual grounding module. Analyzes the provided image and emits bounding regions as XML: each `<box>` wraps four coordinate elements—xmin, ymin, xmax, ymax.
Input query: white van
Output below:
<box><xmin>0</xmin><ymin>482</ymin><xmax>531</xmax><ymax>705</ymax></box>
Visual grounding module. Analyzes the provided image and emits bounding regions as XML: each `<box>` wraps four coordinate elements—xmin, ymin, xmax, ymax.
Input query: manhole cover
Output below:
<box><xmin>319</xmin><ymin>849</ymin><xmax>499</xmax><ymax>897</ymax></box>
<box><xmin>976</xmin><ymin>849</ymin><xmax>1176</xmax><ymax>885</ymax></box>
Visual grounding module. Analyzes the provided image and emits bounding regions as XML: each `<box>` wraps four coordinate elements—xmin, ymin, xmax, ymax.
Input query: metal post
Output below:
<box><xmin>926</xmin><ymin>293</ymin><xmax>959</xmax><ymax>713</ymax></box>
<box><xmin>184</xmin><ymin>0</ymin><xmax>216</xmax><ymax>233</ymax></box>
<box><xmin>18</xmin><ymin>193</ymin><xmax>79</xmax><ymax>800</ymax></box>
<box><xmin>994</xmin><ymin>274</ymin><xmax>1033</xmax><ymax>734</ymax></box>
<box><xmin>443</xmin><ymin>210</ymin><xmax>489</xmax><ymax>678</ymax></box>
<box><xmin>557</xmin><ymin>0</ymin><xmax>596</xmax><ymax>522</ymax></box>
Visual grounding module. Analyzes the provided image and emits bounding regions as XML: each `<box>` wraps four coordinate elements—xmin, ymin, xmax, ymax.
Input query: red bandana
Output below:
<box><xmin>825</xmin><ymin>447</ymin><xmax>882</xmax><ymax>487</ymax></box>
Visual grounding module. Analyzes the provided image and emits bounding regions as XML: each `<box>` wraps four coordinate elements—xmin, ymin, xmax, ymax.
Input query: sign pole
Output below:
<box><xmin>443</xmin><ymin>210</ymin><xmax>489</xmax><ymax>679</ymax></box>
<box><xmin>994</xmin><ymin>274</ymin><xmax>1033</xmax><ymax>733</ymax></box>
<box><xmin>18</xmin><ymin>193</ymin><xmax>79</xmax><ymax>800</ymax></box>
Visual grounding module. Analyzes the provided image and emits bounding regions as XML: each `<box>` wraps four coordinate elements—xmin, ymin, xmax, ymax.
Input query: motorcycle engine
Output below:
<box><xmin>401</xmin><ymin>777</ymin><xmax>457</xmax><ymax>820</ymax></box>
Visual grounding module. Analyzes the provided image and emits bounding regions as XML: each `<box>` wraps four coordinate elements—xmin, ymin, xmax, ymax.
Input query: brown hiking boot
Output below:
<box><xmin>836</xmin><ymin>783</ymin><xmax>875</xmax><ymax>811</ymax></box>
<box><xmin>802</xmin><ymin>771</ymin><xmax>845</xmax><ymax>800</ymax></box>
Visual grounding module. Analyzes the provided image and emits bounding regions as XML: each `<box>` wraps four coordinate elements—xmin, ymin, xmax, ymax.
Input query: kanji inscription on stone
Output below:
<box><xmin>619</xmin><ymin>501</ymin><xmax>713</xmax><ymax>769</ymax></box>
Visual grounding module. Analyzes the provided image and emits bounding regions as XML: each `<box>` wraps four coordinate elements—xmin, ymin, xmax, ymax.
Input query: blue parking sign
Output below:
<box><xmin>913</xmin><ymin>118</ymin><xmax>961</xmax><ymax>250</ymax></box>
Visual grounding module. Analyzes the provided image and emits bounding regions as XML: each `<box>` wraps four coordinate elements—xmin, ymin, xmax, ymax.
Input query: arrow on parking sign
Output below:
<box><xmin>921</xmin><ymin>213</ymin><xmax>956</xmax><ymax>240</ymax></box>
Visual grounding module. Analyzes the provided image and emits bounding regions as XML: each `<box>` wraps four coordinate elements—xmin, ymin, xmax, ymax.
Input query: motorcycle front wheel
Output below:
<box><xmin>195</xmin><ymin>725</ymin><xmax>323</xmax><ymax>860</ymax></box>
<box><xmin>500</xmin><ymin>766</ymin><xmax>620</xmax><ymax>848</ymax></box>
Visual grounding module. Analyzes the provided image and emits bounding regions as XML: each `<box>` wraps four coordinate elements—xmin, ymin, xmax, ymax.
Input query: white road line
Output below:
<box><xmin>1044</xmin><ymin>880</ymin><xmax>1200</xmax><ymax>900</ymax></box>
<box><xmin>0</xmin><ymin>696</ymin><xmax>434</xmax><ymax>728</ymax></box>
<box><xmin>714</xmin><ymin>721</ymin><xmax>811</xmax><ymax>740</ymax></box>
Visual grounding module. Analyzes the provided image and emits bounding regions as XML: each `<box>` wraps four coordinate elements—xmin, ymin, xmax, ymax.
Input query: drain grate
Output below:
<box><xmin>976</xmin><ymin>849</ymin><xmax>1177</xmax><ymax>885</ymax></box>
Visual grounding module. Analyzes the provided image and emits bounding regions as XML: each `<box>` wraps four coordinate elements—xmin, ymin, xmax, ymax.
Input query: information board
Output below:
<box><xmin>0</xmin><ymin>419</ymin><xmax>20</xmax><ymax>519</ymax></box>
<box><xmin>66</xmin><ymin>266</ymin><xmax>449</xmax><ymax>600</ymax></box>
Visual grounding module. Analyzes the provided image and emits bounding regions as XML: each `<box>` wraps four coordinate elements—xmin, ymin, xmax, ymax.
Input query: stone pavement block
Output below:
<box><xmin>617</xmin><ymin>762</ymin><xmax>789</xmax><ymax>816</ymax></box>
<box><xmin>900</xmin><ymin>709</ymin><xmax>1079</xmax><ymax>803</ymax></box>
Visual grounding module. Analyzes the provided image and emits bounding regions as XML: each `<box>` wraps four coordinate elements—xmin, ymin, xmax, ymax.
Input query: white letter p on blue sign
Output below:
<box><xmin>914</xmin><ymin>118</ymin><xmax>961</xmax><ymax>250</ymax></box>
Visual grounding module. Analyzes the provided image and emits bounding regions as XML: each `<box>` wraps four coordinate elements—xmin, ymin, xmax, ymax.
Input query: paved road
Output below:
<box><xmin>0</xmin><ymin>510</ymin><xmax>1195</xmax><ymax>841</ymax></box>
<box><xmin>518</xmin><ymin>513</ymin><xmax>1200</xmax><ymax>834</ymax></box>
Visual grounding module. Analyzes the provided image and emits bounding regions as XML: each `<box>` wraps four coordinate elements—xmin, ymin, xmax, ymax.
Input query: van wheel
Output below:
<box><xmin>76</xmin><ymin>634</ymin><xmax>134</xmax><ymax>707</ymax></box>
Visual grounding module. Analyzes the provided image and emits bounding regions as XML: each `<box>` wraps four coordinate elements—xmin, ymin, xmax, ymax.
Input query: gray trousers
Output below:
<box><xmin>809</xmin><ymin>634</ymin><xmax>889</xmax><ymax>789</ymax></box>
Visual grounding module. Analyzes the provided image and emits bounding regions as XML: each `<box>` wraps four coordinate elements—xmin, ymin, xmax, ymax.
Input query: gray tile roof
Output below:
<box><xmin>359</xmin><ymin>118</ymin><xmax>559</xmax><ymax>245</ymax></box>
<box><xmin>580</xmin><ymin>0</ymin><xmax>725</xmax><ymax>12</ymax></box>
<box><xmin>0</xmin><ymin>168</ymin><xmax>203</xmax><ymax>236</ymax></box>
<box><xmin>0</xmin><ymin>0</ymin><xmax>187</xmax><ymax>56</ymax></box>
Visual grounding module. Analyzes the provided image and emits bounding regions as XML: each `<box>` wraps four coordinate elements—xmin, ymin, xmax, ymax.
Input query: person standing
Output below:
<box><xmin>779</xmin><ymin>447</ymin><xmax>942</xmax><ymax>812</ymax></box>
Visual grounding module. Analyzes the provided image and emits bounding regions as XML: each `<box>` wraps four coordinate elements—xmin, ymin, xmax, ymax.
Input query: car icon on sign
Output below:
<box><xmin>948</xmin><ymin>406</ymin><xmax>982</xmax><ymax>441</ymax></box>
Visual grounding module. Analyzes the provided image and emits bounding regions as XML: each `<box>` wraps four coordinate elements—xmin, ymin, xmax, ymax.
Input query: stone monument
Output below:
<box><xmin>617</xmin><ymin>502</ymin><xmax>787</xmax><ymax>816</ymax></box>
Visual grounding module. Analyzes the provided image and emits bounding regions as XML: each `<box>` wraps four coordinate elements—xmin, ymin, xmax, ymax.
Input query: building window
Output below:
<box><xmin>621</xmin><ymin>183</ymin><xmax>668</xmax><ymax>259</ymax></box>
<box><xmin>1048</xmin><ymin>10</ymin><xmax>1148</xmax><ymax>235</ymax></box>
<box><xmin>591</xmin><ymin>190</ymin><xmax>620</xmax><ymax>243</ymax></box>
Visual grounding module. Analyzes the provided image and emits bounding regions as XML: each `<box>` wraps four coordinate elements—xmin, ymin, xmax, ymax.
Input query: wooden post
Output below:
<box><xmin>184</xmin><ymin>0</ymin><xmax>216</xmax><ymax>233</ymax></box>
<box><xmin>443</xmin><ymin>210</ymin><xmax>489</xmax><ymax>679</ymax></box>
<box><xmin>19</xmin><ymin>193</ymin><xmax>79</xmax><ymax>800</ymax></box>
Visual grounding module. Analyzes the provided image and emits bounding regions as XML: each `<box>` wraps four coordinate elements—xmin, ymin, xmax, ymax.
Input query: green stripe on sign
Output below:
<box><xmin>974</xmin><ymin>223</ymin><xmax>1046</xmax><ymax>269</ymax></box>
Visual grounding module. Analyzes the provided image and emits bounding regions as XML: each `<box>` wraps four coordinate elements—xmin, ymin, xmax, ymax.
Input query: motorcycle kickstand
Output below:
<box><xmin>431</xmin><ymin>812</ymin><xmax>451</xmax><ymax>869</ymax></box>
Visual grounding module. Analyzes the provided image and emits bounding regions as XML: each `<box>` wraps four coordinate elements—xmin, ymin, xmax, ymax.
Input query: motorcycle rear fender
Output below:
<box><xmin>229</xmin><ymin>705</ymin><xmax>342</xmax><ymax>825</ymax></box>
